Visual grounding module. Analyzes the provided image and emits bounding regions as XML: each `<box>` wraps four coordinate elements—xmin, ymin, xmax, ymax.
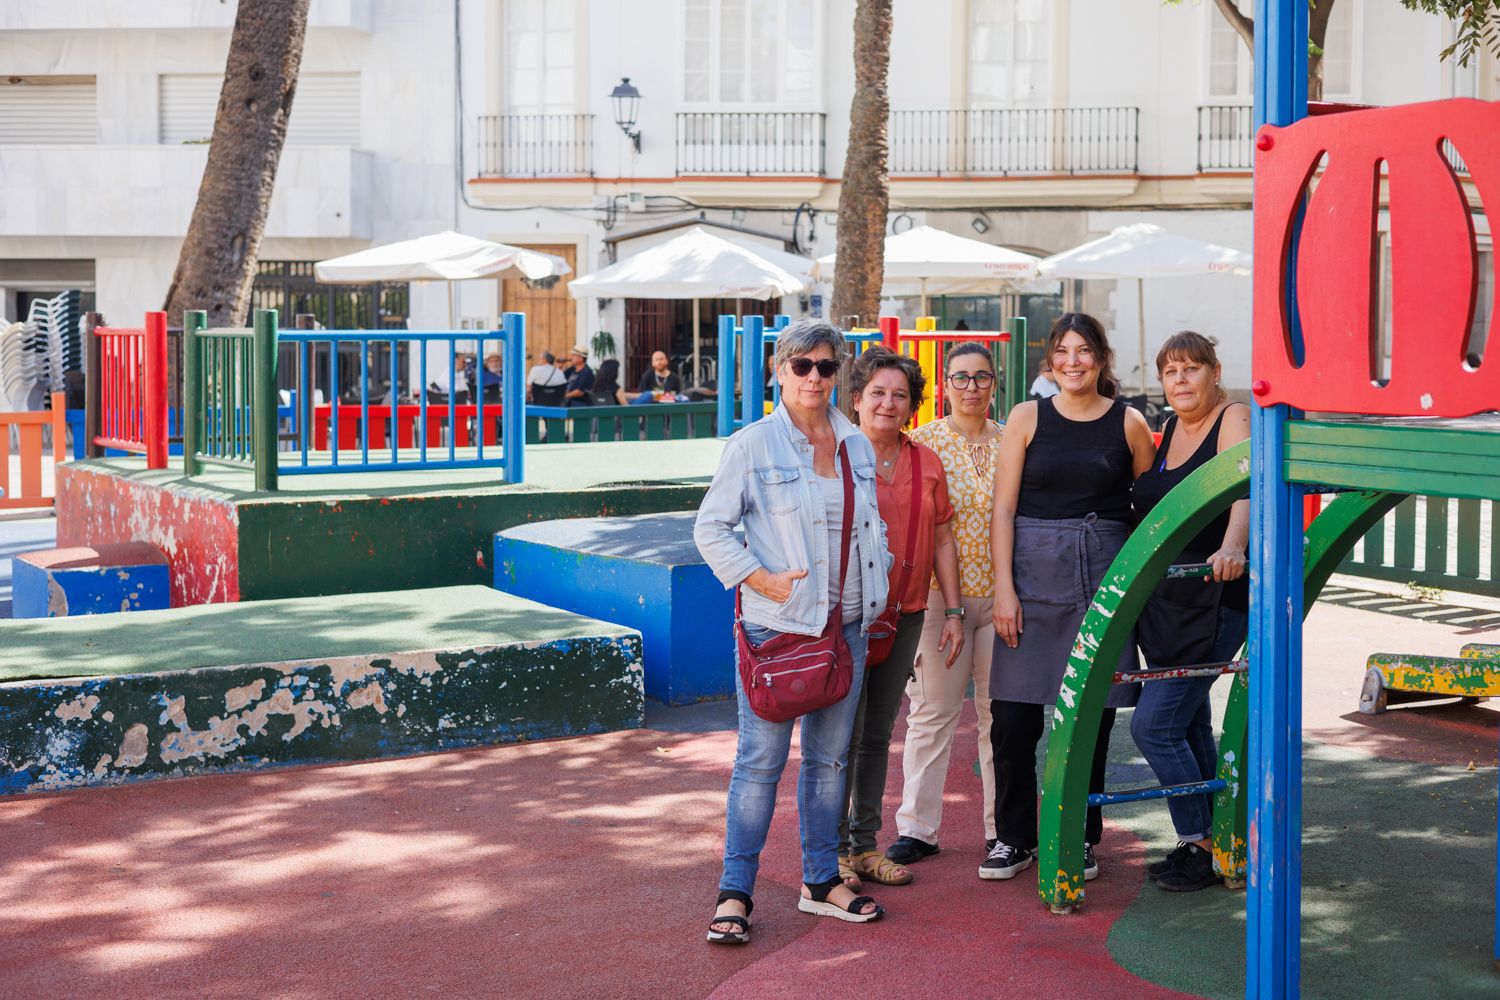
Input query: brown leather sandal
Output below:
<box><xmin>838</xmin><ymin>855</ymin><xmax>863</xmax><ymax>891</ymax></box>
<box><xmin>850</xmin><ymin>850</ymin><xmax>913</xmax><ymax>886</ymax></box>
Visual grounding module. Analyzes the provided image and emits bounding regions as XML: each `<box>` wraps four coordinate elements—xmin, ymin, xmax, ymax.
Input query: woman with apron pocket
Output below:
<box><xmin>983</xmin><ymin>313</ymin><xmax>1157</xmax><ymax>884</ymax></box>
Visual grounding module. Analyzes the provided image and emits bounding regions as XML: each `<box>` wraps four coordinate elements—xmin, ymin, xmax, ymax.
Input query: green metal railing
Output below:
<box><xmin>183</xmin><ymin>308</ymin><xmax>280</xmax><ymax>491</ymax></box>
<box><xmin>1338</xmin><ymin>494</ymin><xmax>1500</xmax><ymax>598</ymax></box>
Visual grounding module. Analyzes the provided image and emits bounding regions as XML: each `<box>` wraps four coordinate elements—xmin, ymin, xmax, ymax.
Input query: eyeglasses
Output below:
<box><xmin>787</xmin><ymin>357</ymin><xmax>841</xmax><ymax>379</ymax></box>
<box><xmin>946</xmin><ymin>372</ymin><xmax>996</xmax><ymax>389</ymax></box>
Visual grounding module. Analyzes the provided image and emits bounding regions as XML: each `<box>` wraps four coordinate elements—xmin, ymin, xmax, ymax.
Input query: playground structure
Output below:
<box><xmin>1360</xmin><ymin>643</ymin><xmax>1500</xmax><ymax>715</ymax></box>
<box><xmin>1030</xmin><ymin>6</ymin><xmax>1500</xmax><ymax>994</ymax></box>
<box><xmin>714</xmin><ymin>312</ymin><xmax>1029</xmax><ymax>437</ymax></box>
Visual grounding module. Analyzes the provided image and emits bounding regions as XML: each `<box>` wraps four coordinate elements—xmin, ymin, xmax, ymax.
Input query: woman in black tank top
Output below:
<box><xmin>1128</xmin><ymin>331</ymin><xmax>1249</xmax><ymax>892</ymax></box>
<box><xmin>979</xmin><ymin>314</ymin><xmax>1156</xmax><ymax>882</ymax></box>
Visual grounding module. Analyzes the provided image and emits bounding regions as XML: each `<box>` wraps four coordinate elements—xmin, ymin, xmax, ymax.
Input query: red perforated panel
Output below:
<box><xmin>1253</xmin><ymin>98</ymin><xmax>1500</xmax><ymax>416</ymax></box>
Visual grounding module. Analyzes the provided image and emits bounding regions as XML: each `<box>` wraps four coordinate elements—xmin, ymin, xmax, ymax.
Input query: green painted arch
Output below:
<box><xmin>1034</xmin><ymin>438</ymin><xmax>1403</xmax><ymax>911</ymax></box>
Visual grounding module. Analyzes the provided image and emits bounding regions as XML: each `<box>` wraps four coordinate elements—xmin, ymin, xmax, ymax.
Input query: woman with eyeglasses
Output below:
<box><xmin>982</xmin><ymin>313</ymin><xmax>1155</xmax><ymax>885</ymax></box>
<box><xmin>695</xmin><ymin>319</ymin><xmax>892</xmax><ymax>944</ymax></box>
<box><xmin>887</xmin><ymin>343</ymin><xmax>1005</xmax><ymax>868</ymax></box>
<box><xmin>835</xmin><ymin>346</ymin><xmax>963</xmax><ymax>892</ymax></box>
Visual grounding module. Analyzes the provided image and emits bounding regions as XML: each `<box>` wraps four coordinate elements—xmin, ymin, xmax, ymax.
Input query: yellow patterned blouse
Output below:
<box><xmin>909</xmin><ymin>416</ymin><xmax>1003</xmax><ymax>598</ymax></box>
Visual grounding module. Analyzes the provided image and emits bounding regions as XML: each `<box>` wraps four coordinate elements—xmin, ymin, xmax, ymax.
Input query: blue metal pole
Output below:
<box><xmin>716</xmin><ymin>314</ymin><xmax>736</xmax><ymax>437</ymax></box>
<box><xmin>503</xmin><ymin>313</ymin><xmax>525</xmax><ymax>484</ymax></box>
<box><xmin>743</xmin><ymin>314</ymin><xmax>766</xmax><ymax>427</ymax></box>
<box><xmin>1249</xmin><ymin>2</ymin><xmax>1307</xmax><ymax>998</ymax></box>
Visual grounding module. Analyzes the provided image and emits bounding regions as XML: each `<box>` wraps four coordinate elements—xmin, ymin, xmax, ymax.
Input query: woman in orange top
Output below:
<box><xmin>838</xmin><ymin>346</ymin><xmax>964</xmax><ymax>889</ymax></box>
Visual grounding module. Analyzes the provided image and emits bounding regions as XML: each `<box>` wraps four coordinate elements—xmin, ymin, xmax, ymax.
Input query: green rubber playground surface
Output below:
<box><xmin>71</xmin><ymin>438</ymin><xmax>724</xmax><ymax>502</ymax></box>
<box><xmin>0</xmin><ymin>585</ymin><xmax>636</xmax><ymax>683</ymax></box>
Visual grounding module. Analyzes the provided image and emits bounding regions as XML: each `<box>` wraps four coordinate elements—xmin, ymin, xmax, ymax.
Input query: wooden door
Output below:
<box><xmin>625</xmin><ymin>299</ymin><xmax>672</xmax><ymax>386</ymax></box>
<box><xmin>501</xmin><ymin>244</ymin><xmax>578</xmax><ymax>364</ymax></box>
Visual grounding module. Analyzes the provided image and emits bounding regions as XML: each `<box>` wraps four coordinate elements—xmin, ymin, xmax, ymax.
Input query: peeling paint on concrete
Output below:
<box><xmin>54</xmin><ymin>694</ymin><xmax>99</xmax><ymax>722</ymax></box>
<box><xmin>116</xmin><ymin>724</ymin><xmax>148</xmax><ymax>768</ymax></box>
<box><xmin>1</xmin><ymin>629</ymin><xmax>645</xmax><ymax>795</ymax></box>
<box><xmin>224</xmin><ymin>679</ymin><xmax>266</xmax><ymax>712</ymax></box>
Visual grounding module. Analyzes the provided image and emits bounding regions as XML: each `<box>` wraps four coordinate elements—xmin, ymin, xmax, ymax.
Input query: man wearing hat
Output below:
<box><xmin>563</xmin><ymin>345</ymin><xmax>595</xmax><ymax>407</ymax></box>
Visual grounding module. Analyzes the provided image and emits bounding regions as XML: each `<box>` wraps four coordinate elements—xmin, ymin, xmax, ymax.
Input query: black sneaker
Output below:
<box><xmin>978</xmin><ymin>840</ymin><xmax>1034</xmax><ymax>880</ymax></box>
<box><xmin>985</xmin><ymin>838</ymin><xmax>998</xmax><ymax>853</ymax></box>
<box><xmin>886</xmin><ymin>836</ymin><xmax>940</xmax><ymax>865</ymax></box>
<box><xmin>1155</xmin><ymin>842</ymin><xmax>1218</xmax><ymax>893</ymax></box>
<box><xmin>1083</xmin><ymin>843</ymin><xmax>1099</xmax><ymax>881</ymax></box>
<box><xmin>1147</xmin><ymin>842</ymin><xmax>1194</xmax><ymax>880</ymax></box>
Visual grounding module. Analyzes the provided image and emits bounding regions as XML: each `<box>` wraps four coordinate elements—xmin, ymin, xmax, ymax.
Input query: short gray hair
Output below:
<box><xmin>773</xmin><ymin>318</ymin><xmax>847</xmax><ymax>369</ymax></box>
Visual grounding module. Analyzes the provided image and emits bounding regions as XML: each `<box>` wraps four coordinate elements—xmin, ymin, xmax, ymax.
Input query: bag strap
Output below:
<box><xmin>835</xmin><ymin>438</ymin><xmax>854</xmax><ymax>591</ymax></box>
<box><xmin>735</xmin><ymin>438</ymin><xmax>854</xmax><ymax>622</ymax></box>
<box><xmin>890</xmin><ymin>440</ymin><xmax>922</xmax><ymax>613</ymax></box>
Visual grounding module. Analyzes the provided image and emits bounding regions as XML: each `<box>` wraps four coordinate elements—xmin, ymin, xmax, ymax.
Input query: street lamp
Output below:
<box><xmin>610</xmin><ymin>77</ymin><xmax>642</xmax><ymax>152</ymax></box>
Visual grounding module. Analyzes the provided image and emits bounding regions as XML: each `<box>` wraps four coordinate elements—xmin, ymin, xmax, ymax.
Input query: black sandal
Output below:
<box><xmin>796</xmin><ymin>876</ymin><xmax>884</xmax><ymax>923</ymax></box>
<box><xmin>707</xmin><ymin>890</ymin><xmax>753</xmax><ymax>945</ymax></box>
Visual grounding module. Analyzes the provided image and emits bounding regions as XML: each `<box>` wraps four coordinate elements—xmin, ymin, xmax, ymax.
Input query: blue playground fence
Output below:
<box><xmin>276</xmin><ymin>314</ymin><xmax>526</xmax><ymax>483</ymax></box>
<box><xmin>715</xmin><ymin>314</ymin><xmax>883</xmax><ymax>436</ymax></box>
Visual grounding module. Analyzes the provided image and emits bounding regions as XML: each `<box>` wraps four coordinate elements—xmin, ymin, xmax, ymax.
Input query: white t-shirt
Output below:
<box><xmin>527</xmin><ymin>363</ymin><xmax>566</xmax><ymax>388</ymax></box>
<box><xmin>1030</xmin><ymin>373</ymin><xmax>1061</xmax><ymax>399</ymax></box>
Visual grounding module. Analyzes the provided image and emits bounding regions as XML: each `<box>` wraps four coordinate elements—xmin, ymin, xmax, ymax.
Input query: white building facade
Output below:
<box><xmin>0</xmin><ymin>0</ymin><xmax>1490</xmax><ymax>393</ymax></box>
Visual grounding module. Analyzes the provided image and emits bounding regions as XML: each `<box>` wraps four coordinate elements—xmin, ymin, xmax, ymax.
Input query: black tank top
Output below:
<box><xmin>1016</xmin><ymin>397</ymin><xmax>1135</xmax><ymax>524</ymax></box>
<box><xmin>1133</xmin><ymin>405</ymin><xmax>1249</xmax><ymax>611</ymax></box>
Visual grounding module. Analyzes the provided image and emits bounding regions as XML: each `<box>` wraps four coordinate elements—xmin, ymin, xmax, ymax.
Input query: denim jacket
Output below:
<box><xmin>694</xmin><ymin>404</ymin><xmax>891</xmax><ymax>636</ymax></box>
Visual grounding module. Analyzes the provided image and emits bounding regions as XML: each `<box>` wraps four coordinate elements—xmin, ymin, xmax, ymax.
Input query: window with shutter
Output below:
<box><xmin>158</xmin><ymin>73</ymin><xmax>361</xmax><ymax>145</ymax></box>
<box><xmin>0</xmin><ymin>78</ymin><xmax>97</xmax><ymax>144</ymax></box>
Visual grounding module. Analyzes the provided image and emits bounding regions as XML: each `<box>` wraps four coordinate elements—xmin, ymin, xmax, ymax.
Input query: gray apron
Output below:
<box><xmin>990</xmin><ymin>513</ymin><xmax>1141</xmax><ymax>708</ymax></box>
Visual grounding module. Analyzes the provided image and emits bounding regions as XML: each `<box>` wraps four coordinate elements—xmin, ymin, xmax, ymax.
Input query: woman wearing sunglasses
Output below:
<box><xmin>835</xmin><ymin>347</ymin><xmax>963</xmax><ymax>891</ymax></box>
<box><xmin>695</xmin><ymin>319</ymin><xmax>892</xmax><ymax>944</ymax></box>
<box><xmin>887</xmin><ymin>343</ymin><xmax>1004</xmax><ymax>868</ymax></box>
<box><xmin>982</xmin><ymin>313</ymin><xmax>1155</xmax><ymax>884</ymax></box>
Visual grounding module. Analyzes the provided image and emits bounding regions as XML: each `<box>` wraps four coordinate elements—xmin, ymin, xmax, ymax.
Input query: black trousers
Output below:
<box><xmin>989</xmin><ymin>699</ymin><xmax>1116</xmax><ymax>852</ymax></box>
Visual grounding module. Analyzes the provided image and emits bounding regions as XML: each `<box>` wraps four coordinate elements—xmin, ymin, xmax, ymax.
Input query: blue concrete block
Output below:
<box><xmin>13</xmin><ymin>543</ymin><xmax>170</xmax><ymax>619</ymax></box>
<box><xmin>494</xmin><ymin>511</ymin><xmax>734</xmax><ymax>705</ymax></box>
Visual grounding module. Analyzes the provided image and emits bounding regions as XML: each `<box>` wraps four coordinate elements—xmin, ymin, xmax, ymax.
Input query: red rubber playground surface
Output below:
<box><xmin>1</xmin><ymin>594</ymin><xmax>1496</xmax><ymax>999</ymax></box>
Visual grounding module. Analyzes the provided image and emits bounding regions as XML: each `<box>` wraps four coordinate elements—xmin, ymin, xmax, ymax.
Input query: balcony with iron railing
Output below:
<box><xmin>675</xmin><ymin>112</ymin><xmax>826</xmax><ymax>176</ymax></box>
<box><xmin>477</xmin><ymin>114</ymin><xmax>594</xmax><ymax>178</ymax></box>
<box><xmin>1197</xmin><ymin>104</ymin><xmax>1472</xmax><ymax>175</ymax></box>
<box><xmin>888</xmin><ymin>107</ymin><xmax>1139</xmax><ymax>176</ymax></box>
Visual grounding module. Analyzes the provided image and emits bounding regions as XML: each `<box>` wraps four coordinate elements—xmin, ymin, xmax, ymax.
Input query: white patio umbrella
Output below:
<box><xmin>314</xmin><ymin>230</ymin><xmax>571</xmax><ymax>325</ymax></box>
<box><xmin>568</xmin><ymin>227</ymin><xmax>812</xmax><ymax>377</ymax></box>
<box><xmin>1035</xmin><ymin>223</ymin><xmax>1252</xmax><ymax>394</ymax></box>
<box><xmin>814</xmin><ymin>225</ymin><xmax>1042</xmax><ymax>314</ymax></box>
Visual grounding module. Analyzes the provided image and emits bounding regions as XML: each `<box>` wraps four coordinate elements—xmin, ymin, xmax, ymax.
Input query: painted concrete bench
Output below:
<box><xmin>12</xmin><ymin>542</ymin><xmax>170</xmax><ymax>618</ymax></box>
<box><xmin>494</xmin><ymin>511</ymin><xmax>732</xmax><ymax>705</ymax></box>
<box><xmin>0</xmin><ymin>585</ymin><xmax>643</xmax><ymax>794</ymax></box>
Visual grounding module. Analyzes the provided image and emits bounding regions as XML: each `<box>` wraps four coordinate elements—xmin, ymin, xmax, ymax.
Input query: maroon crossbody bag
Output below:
<box><xmin>734</xmin><ymin>441</ymin><xmax>855</xmax><ymax>723</ymax></box>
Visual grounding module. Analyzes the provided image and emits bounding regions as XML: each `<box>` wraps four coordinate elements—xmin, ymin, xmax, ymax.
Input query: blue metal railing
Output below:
<box><xmin>275</xmin><ymin>314</ymin><xmax>526</xmax><ymax>483</ymax></box>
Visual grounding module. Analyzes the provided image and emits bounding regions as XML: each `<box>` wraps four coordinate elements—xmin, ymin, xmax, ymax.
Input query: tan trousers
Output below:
<box><xmin>895</xmin><ymin>591</ymin><xmax>997</xmax><ymax>844</ymax></box>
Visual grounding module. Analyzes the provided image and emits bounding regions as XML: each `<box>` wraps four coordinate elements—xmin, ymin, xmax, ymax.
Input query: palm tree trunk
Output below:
<box><xmin>830</xmin><ymin>0</ymin><xmax>893</xmax><ymax>332</ymax></box>
<box><xmin>162</xmin><ymin>0</ymin><xmax>311</xmax><ymax>327</ymax></box>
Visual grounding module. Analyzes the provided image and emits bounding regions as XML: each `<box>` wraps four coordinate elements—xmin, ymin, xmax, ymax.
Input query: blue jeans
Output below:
<box><xmin>1129</xmin><ymin>605</ymin><xmax>1249</xmax><ymax>841</ymax></box>
<box><xmin>719</xmin><ymin>619</ymin><xmax>868</xmax><ymax>898</ymax></box>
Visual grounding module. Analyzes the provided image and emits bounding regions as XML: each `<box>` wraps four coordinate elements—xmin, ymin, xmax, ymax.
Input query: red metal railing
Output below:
<box><xmin>85</xmin><ymin>311</ymin><xmax>168</xmax><ymax>468</ymax></box>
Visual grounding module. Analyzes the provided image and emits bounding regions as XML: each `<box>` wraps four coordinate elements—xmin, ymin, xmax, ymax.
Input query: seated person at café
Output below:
<box><xmin>630</xmin><ymin>350</ymin><xmax>684</xmax><ymax>404</ymax></box>
<box><xmin>527</xmin><ymin>351</ymin><xmax>568</xmax><ymax>406</ymax></box>
<box><xmin>564</xmin><ymin>346</ymin><xmax>595</xmax><ymax>407</ymax></box>
<box><xmin>479</xmin><ymin>352</ymin><xmax>504</xmax><ymax>402</ymax></box>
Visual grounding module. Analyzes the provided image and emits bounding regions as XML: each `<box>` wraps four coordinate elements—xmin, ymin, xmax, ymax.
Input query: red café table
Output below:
<box><xmin>311</xmin><ymin>402</ymin><xmax>502</xmax><ymax>451</ymax></box>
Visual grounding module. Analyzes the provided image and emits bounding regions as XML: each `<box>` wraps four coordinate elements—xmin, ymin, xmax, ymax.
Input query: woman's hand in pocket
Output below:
<box><xmin>744</xmin><ymin>567</ymin><xmax>807</xmax><ymax>604</ymax></box>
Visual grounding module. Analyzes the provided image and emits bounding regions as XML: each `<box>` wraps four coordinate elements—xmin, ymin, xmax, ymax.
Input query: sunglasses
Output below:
<box><xmin>946</xmin><ymin>372</ymin><xmax>996</xmax><ymax>389</ymax></box>
<box><xmin>786</xmin><ymin>357</ymin><xmax>841</xmax><ymax>379</ymax></box>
